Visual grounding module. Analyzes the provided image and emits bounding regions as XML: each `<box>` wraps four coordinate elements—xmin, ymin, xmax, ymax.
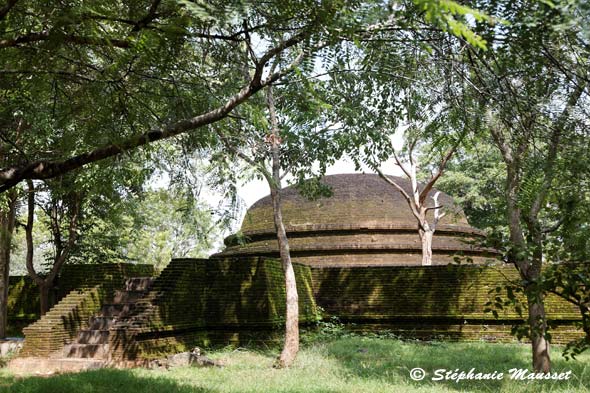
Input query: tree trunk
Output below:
<box><xmin>527</xmin><ymin>287</ymin><xmax>551</xmax><ymax>372</ymax></box>
<box><xmin>0</xmin><ymin>191</ymin><xmax>17</xmax><ymax>338</ymax></box>
<box><xmin>503</xmin><ymin>161</ymin><xmax>552</xmax><ymax>371</ymax></box>
<box><xmin>420</xmin><ymin>229</ymin><xmax>433</xmax><ymax>266</ymax></box>
<box><xmin>264</xmin><ymin>82</ymin><xmax>299</xmax><ymax>368</ymax></box>
<box><xmin>270</xmin><ymin>184</ymin><xmax>299</xmax><ymax>368</ymax></box>
<box><xmin>39</xmin><ymin>281</ymin><xmax>52</xmax><ymax>316</ymax></box>
<box><xmin>525</xmin><ymin>230</ymin><xmax>551</xmax><ymax>372</ymax></box>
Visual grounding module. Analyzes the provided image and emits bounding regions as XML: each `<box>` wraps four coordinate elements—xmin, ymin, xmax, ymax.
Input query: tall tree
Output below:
<box><xmin>215</xmin><ymin>82</ymin><xmax>331</xmax><ymax>367</ymax></box>
<box><xmin>410</xmin><ymin>0</ymin><xmax>590</xmax><ymax>371</ymax></box>
<box><xmin>462</xmin><ymin>0</ymin><xmax>588</xmax><ymax>371</ymax></box>
<box><xmin>25</xmin><ymin>178</ymin><xmax>81</xmax><ymax>315</ymax></box>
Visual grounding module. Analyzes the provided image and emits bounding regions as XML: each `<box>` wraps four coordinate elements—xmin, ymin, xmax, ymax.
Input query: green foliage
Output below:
<box><xmin>427</xmin><ymin>138</ymin><xmax>507</xmax><ymax>233</ymax></box>
<box><xmin>415</xmin><ymin>0</ymin><xmax>492</xmax><ymax>48</ymax></box>
<box><xmin>73</xmin><ymin>188</ymin><xmax>218</xmax><ymax>268</ymax></box>
<box><xmin>542</xmin><ymin>263</ymin><xmax>590</xmax><ymax>358</ymax></box>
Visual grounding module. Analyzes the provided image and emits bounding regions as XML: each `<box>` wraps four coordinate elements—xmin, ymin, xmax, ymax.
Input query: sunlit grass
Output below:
<box><xmin>0</xmin><ymin>336</ymin><xmax>588</xmax><ymax>393</ymax></box>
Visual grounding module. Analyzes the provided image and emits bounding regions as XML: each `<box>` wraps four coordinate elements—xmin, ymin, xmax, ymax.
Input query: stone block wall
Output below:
<box><xmin>7</xmin><ymin>276</ymin><xmax>39</xmax><ymax>325</ymax></box>
<box><xmin>111</xmin><ymin>257</ymin><xmax>319</xmax><ymax>359</ymax></box>
<box><xmin>311</xmin><ymin>264</ymin><xmax>584</xmax><ymax>344</ymax></box>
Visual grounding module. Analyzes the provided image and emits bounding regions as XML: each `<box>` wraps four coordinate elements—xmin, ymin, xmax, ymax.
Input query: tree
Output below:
<box><xmin>376</xmin><ymin>132</ymin><xmax>461</xmax><ymax>265</ymax></box>
<box><xmin>215</xmin><ymin>83</ymin><xmax>321</xmax><ymax>368</ymax></box>
<box><xmin>211</xmin><ymin>41</ymin><xmax>343</xmax><ymax>365</ymax></box>
<box><xmin>412</xmin><ymin>0</ymin><xmax>590</xmax><ymax>371</ymax></box>
<box><xmin>464</xmin><ymin>7</ymin><xmax>587</xmax><ymax>372</ymax></box>
<box><xmin>25</xmin><ymin>178</ymin><xmax>81</xmax><ymax>315</ymax></box>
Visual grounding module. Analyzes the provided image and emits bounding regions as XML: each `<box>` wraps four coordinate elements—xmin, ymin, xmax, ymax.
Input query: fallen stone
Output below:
<box><xmin>0</xmin><ymin>339</ymin><xmax>23</xmax><ymax>357</ymax></box>
<box><xmin>163</xmin><ymin>347</ymin><xmax>224</xmax><ymax>369</ymax></box>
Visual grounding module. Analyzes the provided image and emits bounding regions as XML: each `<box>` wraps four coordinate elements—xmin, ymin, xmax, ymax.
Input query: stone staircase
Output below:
<box><xmin>10</xmin><ymin>277</ymin><xmax>154</xmax><ymax>375</ymax></box>
<box><xmin>59</xmin><ymin>277</ymin><xmax>154</xmax><ymax>361</ymax></box>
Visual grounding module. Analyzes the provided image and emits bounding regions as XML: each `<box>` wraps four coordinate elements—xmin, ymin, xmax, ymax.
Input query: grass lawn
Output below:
<box><xmin>0</xmin><ymin>336</ymin><xmax>588</xmax><ymax>393</ymax></box>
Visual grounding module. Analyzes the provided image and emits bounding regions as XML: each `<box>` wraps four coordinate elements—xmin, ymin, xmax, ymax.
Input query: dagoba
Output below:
<box><xmin>19</xmin><ymin>173</ymin><xmax>583</xmax><ymax>362</ymax></box>
<box><xmin>217</xmin><ymin>173</ymin><xmax>498</xmax><ymax>266</ymax></box>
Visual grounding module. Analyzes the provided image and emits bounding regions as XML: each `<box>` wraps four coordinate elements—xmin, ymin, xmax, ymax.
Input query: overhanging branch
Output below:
<box><xmin>0</xmin><ymin>30</ymin><xmax>311</xmax><ymax>193</ymax></box>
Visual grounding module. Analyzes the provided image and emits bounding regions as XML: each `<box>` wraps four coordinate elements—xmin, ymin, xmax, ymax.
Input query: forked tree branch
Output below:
<box><xmin>376</xmin><ymin>168</ymin><xmax>423</xmax><ymax>225</ymax></box>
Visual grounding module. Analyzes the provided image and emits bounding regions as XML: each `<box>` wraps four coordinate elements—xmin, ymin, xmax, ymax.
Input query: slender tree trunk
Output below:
<box><xmin>419</xmin><ymin>228</ymin><xmax>433</xmax><ymax>266</ymax></box>
<box><xmin>0</xmin><ymin>191</ymin><xmax>17</xmax><ymax>337</ymax></box>
<box><xmin>39</xmin><ymin>282</ymin><xmax>51</xmax><ymax>316</ymax></box>
<box><xmin>265</xmin><ymin>82</ymin><xmax>299</xmax><ymax>368</ymax></box>
<box><xmin>504</xmin><ymin>164</ymin><xmax>552</xmax><ymax>371</ymax></box>
<box><xmin>527</xmin><ymin>288</ymin><xmax>550</xmax><ymax>372</ymax></box>
<box><xmin>270</xmin><ymin>185</ymin><xmax>299</xmax><ymax>368</ymax></box>
<box><xmin>526</xmin><ymin>229</ymin><xmax>551</xmax><ymax>372</ymax></box>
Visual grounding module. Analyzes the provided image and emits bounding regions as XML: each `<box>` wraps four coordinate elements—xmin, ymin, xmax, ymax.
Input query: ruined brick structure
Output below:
<box><xmin>16</xmin><ymin>173</ymin><xmax>584</xmax><ymax>362</ymax></box>
<box><xmin>217</xmin><ymin>173</ymin><xmax>498</xmax><ymax>266</ymax></box>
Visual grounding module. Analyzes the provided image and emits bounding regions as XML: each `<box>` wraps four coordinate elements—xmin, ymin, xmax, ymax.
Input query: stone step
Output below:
<box><xmin>89</xmin><ymin>316</ymin><xmax>116</xmax><ymax>330</ymax></box>
<box><xmin>76</xmin><ymin>329</ymin><xmax>110</xmax><ymax>344</ymax></box>
<box><xmin>100</xmin><ymin>303</ymin><xmax>139</xmax><ymax>317</ymax></box>
<box><xmin>8</xmin><ymin>357</ymin><xmax>107</xmax><ymax>376</ymax></box>
<box><xmin>64</xmin><ymin>343</ymin><xmax>110</xmax><ymax>359</ymax></box>
<box><xmin>125</xmin><ymin>277</ymin><xmax>154</xmax><ymax>291</ymax></box>
<box><xmin>112</xmin><ymin>289</ymin><xmax>146</xmax><ymax>304</ymax></box>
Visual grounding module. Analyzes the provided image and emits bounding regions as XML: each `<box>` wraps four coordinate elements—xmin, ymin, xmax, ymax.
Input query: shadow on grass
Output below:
<box><xmin>325</xmin><ymin>337</ymin><xmax>590</xmax><ymax>392</ymax></box>
<box><xmin>0</xmin><ymin>368</ymin><xmax>214</xmax><ymax>393</ymax></box>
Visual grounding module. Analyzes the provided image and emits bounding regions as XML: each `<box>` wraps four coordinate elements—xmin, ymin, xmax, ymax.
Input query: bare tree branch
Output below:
<box><xmin>418</xmin><ymin>141</ymin><xmax>458</xmax><ymax>205</ymax></box>
<box><xmin>376</xmin><ymin>168</ymin><xmax>423</xmax><ymax>225</ymax></box>
<box><xmin>392</xmin><ymin>150</ymin><xmax>412</xmax><ymax>178</ymax></box>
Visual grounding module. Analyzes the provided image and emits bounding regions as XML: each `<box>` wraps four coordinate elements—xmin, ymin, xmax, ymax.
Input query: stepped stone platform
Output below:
<box><xmin>16</xmin><ymin>258</ymin><xmax>318</xmax><ymax>365</ymax></box>
<box><xmin>10</xmin><ymin>174</ymin><xmax>586</xmax><ymax>369</ymax></box>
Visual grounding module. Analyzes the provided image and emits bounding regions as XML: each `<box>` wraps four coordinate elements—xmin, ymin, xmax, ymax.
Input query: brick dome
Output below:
<box><xmin>217</xmin><ymin>173</ymin><xmax>497</xmax><ymax>266</ymax></box>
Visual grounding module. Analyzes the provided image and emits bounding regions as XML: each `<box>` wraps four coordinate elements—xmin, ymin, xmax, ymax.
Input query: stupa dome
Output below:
<box><xmin>217</xmin><ymin>173</ymin><xmax>497</xmax><ymax>266</ymax></box>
